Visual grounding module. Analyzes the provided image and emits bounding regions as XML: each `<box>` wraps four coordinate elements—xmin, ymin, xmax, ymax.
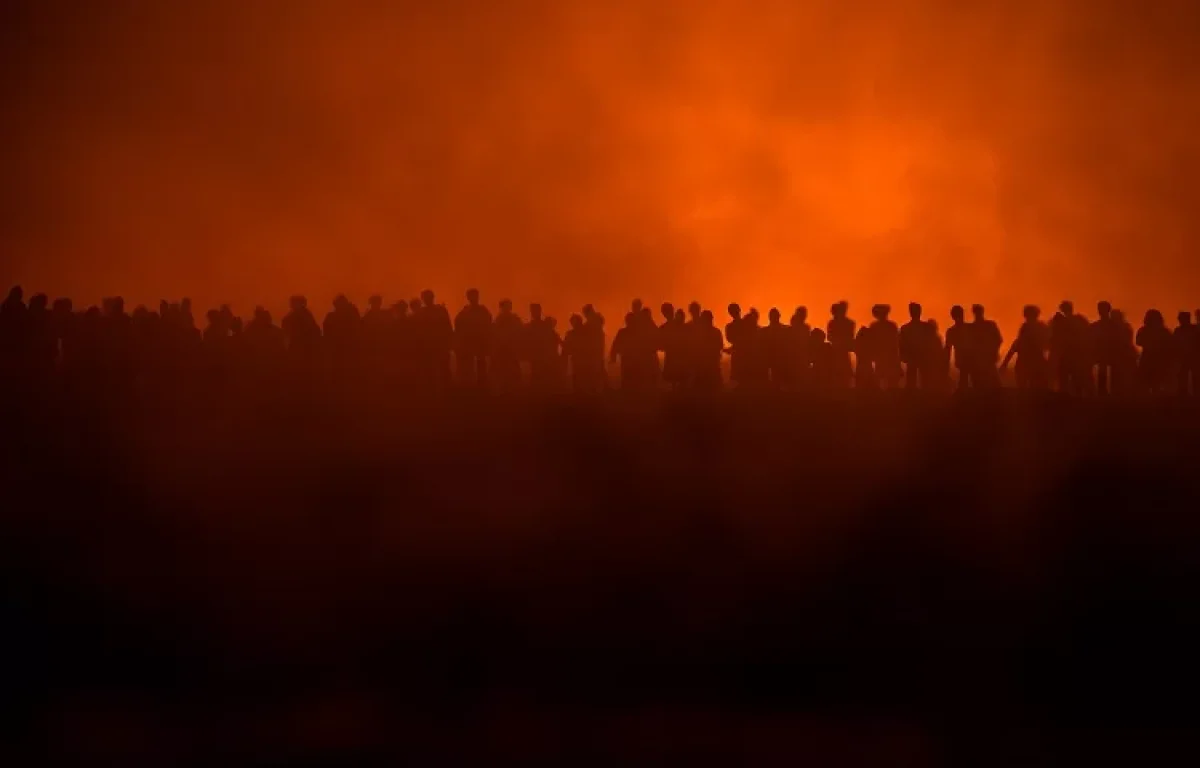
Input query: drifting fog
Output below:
<box><xmin>2</xmin><ymin>0</ymin><xmax>1198</xmax><ymax>328</ymax></box>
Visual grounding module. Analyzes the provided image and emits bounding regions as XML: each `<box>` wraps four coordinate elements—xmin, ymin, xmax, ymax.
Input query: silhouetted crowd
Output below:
<box><xmin>2</xmin><ymin>285</ymin><xmax>1198</xmax><ymax>396</ymax></box>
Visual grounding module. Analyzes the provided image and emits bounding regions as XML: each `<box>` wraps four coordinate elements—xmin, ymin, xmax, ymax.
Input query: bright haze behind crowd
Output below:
<box><xmin>2</xmin><ymin>0</ymin><xmax>1198</xmax><ymax>328</ymax></box>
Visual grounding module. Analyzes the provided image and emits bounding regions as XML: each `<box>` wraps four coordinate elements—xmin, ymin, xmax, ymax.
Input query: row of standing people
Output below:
<box><xmin>2</xmin><ymin>286</ymin><xmax>1197</xmax><ymax>395</ymax></box>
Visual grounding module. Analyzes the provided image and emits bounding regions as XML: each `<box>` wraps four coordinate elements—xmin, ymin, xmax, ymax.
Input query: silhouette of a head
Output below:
<box><xmin>972</xmin><ymin>304</ymin><xmax>985</xmax><ymax>320</ymax></box>
<box><xmin>1179</xmin><ymin>311</ymin><xmax>1192</xmax><ymax>326</ymax></box>
<box><xmin>951</xmin><ymin>305</ymin><xmax>965</xmax><ymax>323</ymax></box>
<box><xmin>410</xmin><ymin>298</ymin><xmax>423</xmax><ymax>313</ymax></box>
<box><xmin>794</xmin><ymin>306</ymin><xmax>808</xmax><ymax>323</ymax></box>
<box><xmin>1023</xmin><ymin>305</ymin><xmax>1041</xmax><ymax>321</ymax></box>
<box><xmin>1145</xmin><ymin>309</ymin><xmax>1164</xmax><ymax>327</ymax></box>
<box><xmin>5</xmin><ymin>286</ymin><xmax>24</xmax><ymax>304</ymax></box>
<box><xmin>255</xmin><ymin>306</ymin><xmax>271</xmax><ymax>323</ymax></box>
<box><xmin>1097</xmin><ymin>301</ymin><xmax>1112</xmax><ymax>318</ymax></box>
<box><xmin>727</xmin><ymin>303</ymin><xmax>741</xmax><ymax>320</ymax></box>
<box><xmin>499</xmin><ymin>299</ymin><xmax>513</xmax><ymax>313</ymax></box>
<box><xmin>29</xmin><ymin>294</ymin><xmax>48</xmax><ymax>312</ymax></box>
<box><xmin>769</xmin><ymin>307</ymin><xmax>781</xmax><ymax>324</ymax></box>
<box><xmin>466</xmin><ymin>289</ymin><xmax>479</xmax><ymax>306</ymax></box>
<box><xmin>661</xmin><ymin>302</ymin><xmax>674</xmax><ymax>321</ymax></box>
<box><xmin>421</xmin><ymin>290</ymin><xmax>435</xmax><ymax>306</ymax></box>
<box><xmin>701</xmin><ymin>310</ymin><xmax>714</xmax><ymax>326</ymax></box>
<box><xmin>831</xmin><ymin>301</ymin><xmax>848</xmax><ymax>318</ymax></box>
<box><xmin>530</xmin><ymin>303</ymin><xmax>543</xmax><ymax>320</ymax></box>
<box><xmin>811</xmin><ymin>328</ymin><xmax>827</xmax><ymax>343</ymax></box>
<box><xmin>582</xmin><ymin>304</ymin><xmax>596</xmax><ymax>318</ymax></box>
<box><xmin>688</xmin><ymin>301</ymin><xmax>701</xmax><ymax>320</ymax></box>
<box><xmin>368</xmin><ymin>295</ymin><xmax>383</xmax><ymax>310</ymax></box>
<box><xmin>569</xmin><ymin>314</ymin><xmax>584</xmax><ymax>330</ymax></box>
<box><xmin>1060</xmin><ymin>300</ymin><xmax>1074</xmax><ymax>316</ymax></box>
<box><xmin>909</xmin><ymin>302</ymin><xmax>922</xmax><ymax>320</ymax></box>
<box><xmin>674</xmin><ymin>309</ymin><xmax>685</xmax><ymax>323</ymax></box>
<box><xmin>872</xmin><ymin>304</ymin><xmax>890</xmax><ymax>321</ymax></box>
<box><xmin>290</xmin><ymin>295</ymin><xmax>307</xmax><ymax>311</ymax></box>
<box><xmin>631</xmin><ymin>298</ymin><xmax>643</xmax><ymax>313</ymax></box>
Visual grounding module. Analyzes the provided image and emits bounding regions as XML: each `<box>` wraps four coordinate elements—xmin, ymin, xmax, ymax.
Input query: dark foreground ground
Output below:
<box><xmin>4</xmin><ymin>386</ymin><xmax>1200</xmax><ymax>764</ymax></box>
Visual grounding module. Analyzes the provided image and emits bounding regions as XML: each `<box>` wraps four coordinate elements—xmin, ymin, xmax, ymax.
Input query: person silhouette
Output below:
<box><xmin>788</xmin><ymin>306</ymin><xmax>812</xmax><ymax>390</ymax></box>
<box><xmin>854</xmin><ymin>316</ymin><xmax>876</xmax><ymax>390</ymax></box>
<box><xmin>1092</xmin><ymin>301</ymin><xmax>1120</xmax><ymax>396</ymax></box>
<box><xmin>808</xmin><ymin>327</ymin><xmax>835</xmax><ymax>392</ymax></box>
<box><xmin>1001</xmin><ymin>305</ymin><xmax>1050</xmax><ymax>390</ymax></box>
<box><xmin>525</xmin><ymin>303</ymin><xmax>562</xmax><ymax>392</ymax></box>
<box><xmin>1174</xmin><ymin>311</ymin><xmax>1198</xmax><ymax>396</ymax></box>
<box><xmin>899</xmin><ymin>302</ymin><xmax>938</xmax><ymax>390</ymax></box>
<box><xmin>25</xmin><ymin>293</ymin><xmax>55</xmax><ymax>380</ymax></box>
<box><xmin>725</xmin><ymin>303</ymin><xmax>747</xmax><ymax>387</ymax></box>
<box><xmin>827</xmin><ymin>301</ymin><xmax>856</xmax><ymax>389</ymax></box>
<box><xmin>360</xmin><ymin>295</ymin><xmax>392</xmax><ymax>378</ymax></box>
<box><xmin>968</xmin><ymin>304</ymin><xmax>1002</xmax><ymax>388</ymax></box>
<box><xmin>322</xmin><ymin>295</ymin><xmax>361</xmax><ymax>379</ymax></box>
<box><xmin>867</xmin><ymin>304</ymin><xmax>901</xmax><ymax>390</ymax></box>
<box><xmin>764</xmin><ymin>308</ymin><xmax>791</xmax><ymax>388</ymax></box>
<box><xmin>418</xmin><ymin>289</ymin><xmax>454</xmax><ymax>389</ymax></box>
<box><xmin>1050</xmin><ymin>300</ymin><xmax>1088</xmax><ymax>395</ymax></box>
<box><xmin>0</xmin><ymin>285</ymin><xmax>28</xmax><ymax>375</ymax></box>
<box><xmin>244</xmin><ymin>306</ymin><xmax>286</xmax><ymax>376</ymax></box>
<box><xmin>51</xmin><ymin>297</ymin><xmax>75</xmax><ymax>374</ymax></box>
<box><xmin>563</xmin><ymin>313</ymin><xmax>600</xmax><ymax>393</ymax></box>
<box><xmin>611</xmin><ymin>311</ymin><xmax>642</xmax><ymax>390</ymax></box>
<box><xmin>741</xmin><ymin>307</ymin><xmax>767</xmax><ymax>388</ymax></box>
<box><xmin>659</xmin><ymin>302</ymin><xmax>685</xmax><ymax>391</ymax></box>
<box><xmin>944</xmin><ymin>305</ymin><xmax>974</xmax><ymax>391</ymax></box>
<box><xmin>492</xmin><ymin>299</ymin><xmax>524</xmax><ymax>392</ymax></box>
<box><xmin>1136</xmin><ymin>309</ymin><xmax>1173</xmax><ymax>395</ymax></box>
<box><xmin>693</xmin><ymin>309</ymin><xmax>725</xmax><ymax>392</ymax></box>
<box><xmin>454</xmin><ymin>289</ymin><xmax>492</xmax><ymax>387</ymax></box>
<box><xmin>581</xmin><ymin>304</ymin><xmax>607</xmax><ymax>390</ymax></box>
<box><xmin>283</xmin><ymin>295</ymin><xmax>321</xmax><ymax>362</ymax></box>
<box><xmin>1109</xmin><ymin>308</ymin><xmax>1138</xmax><ymax>394</ymax></box>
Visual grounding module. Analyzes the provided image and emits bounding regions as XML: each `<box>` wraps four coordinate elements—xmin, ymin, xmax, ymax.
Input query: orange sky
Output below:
<box><xmin>2</xmin><ymin>0</ymin><xmax>1198</xmax><ymax>331</ymax></box>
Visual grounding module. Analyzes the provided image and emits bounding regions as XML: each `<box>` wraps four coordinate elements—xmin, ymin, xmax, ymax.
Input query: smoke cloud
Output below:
<box><xmin>2</xmin><ymin>0</ymin><xmax>1198</xmax><ymax>328</ymax></box>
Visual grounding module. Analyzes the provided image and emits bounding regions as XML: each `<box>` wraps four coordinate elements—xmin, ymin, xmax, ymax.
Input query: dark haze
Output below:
<box><xmin>3</xmin><ymin>0</ymin><xmax>1199</xmax><ymax>327</ymax></box>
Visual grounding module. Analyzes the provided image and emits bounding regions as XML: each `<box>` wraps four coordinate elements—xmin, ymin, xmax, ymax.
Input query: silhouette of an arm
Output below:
<box><xmin>1001</xmin><ymin>337</ymin><xmax>1018</xmax><ymax>369</ymax></box>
